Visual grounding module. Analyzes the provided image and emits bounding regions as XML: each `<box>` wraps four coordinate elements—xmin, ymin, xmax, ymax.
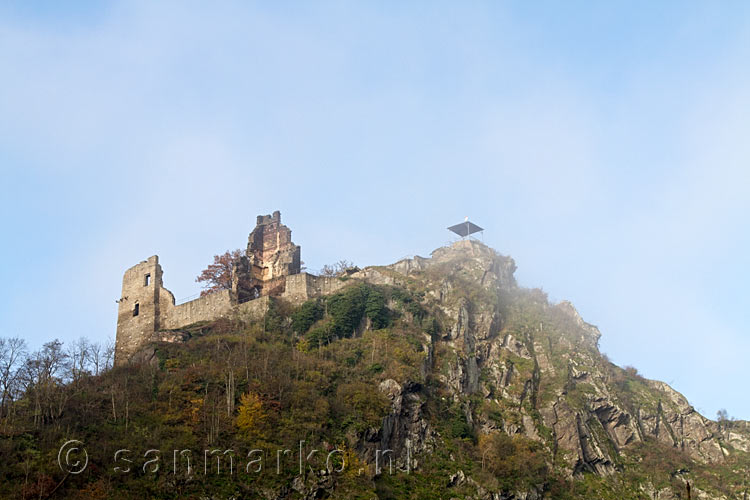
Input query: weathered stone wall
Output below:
<box><xmin>159</xmin><ymin>290</ymin><xmax>269</xmax><ymax>329</ymax></box>
<box><xmin>280</xmin><ymin>273</ymin><xmax>313</xmax><ymax>302</ymax></box>
<box><xmin>237</xmin><ymin>294</ymin><xmax>271</xmax><ymax>319</ymax></box>
<box><xmin>280</xmin><ymin>273</ymin><xmax>349</xmax><ymax>303</ymax></box>
<box><xmin>246</xmin><ymin>211</ymin><xmax>301</xmax><ymax>285</ymax></box>
<box><xmin>115</xmin><ymin>266</ymin><xmax>336</xmax><ymax>364</ymax></box>
<box><xmin>310</xmin><ymin>274</ymin><xmax>350</xmax><ymax>296</ymax></box>
<box><xmin>115</xmin><ymin>256</ymin><xmax>162</xmax><ymax>364</ymax></box>
<box><xmin>159</xmin><ymin>290</ymin><xmax>234</xmax><ymax>330</ymax></box>
<box><xmin>115</xmin><ymin>212</ymin><xmax>345</xmax><ymax>364</ymax></box>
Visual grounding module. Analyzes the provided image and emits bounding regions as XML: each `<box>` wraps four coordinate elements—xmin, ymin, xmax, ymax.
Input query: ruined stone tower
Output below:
<box><xmin>115</xmin><ymin>255</ymin><xmax>170</xmax><ymax>363</ymax></box>
<box><xmin>246</xmin><ymin>210</ymin><xmax>301</xmax><ymax>296</ymax></box>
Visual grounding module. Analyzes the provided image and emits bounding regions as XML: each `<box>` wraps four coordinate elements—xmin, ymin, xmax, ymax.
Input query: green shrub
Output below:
<box><xmin>264</xmin><ymin>298</ymin><xmax>284</xmax><ymax>333</ymax></box>
<box><xmin>327</xmin><ymin>284</ymin><xmax>369</xmax><ymax>337</ymax></box>
<box><xmin>336</xmin><ymin>381</ymin><xmax>390</xmax><ymax>430</ymax></box>
<box><xmin>306</xmin><ymin>324</ymin><xmax>333</xmax><ymax>347</ymax></box>
<box><xmin>291</xmin><ymin>299</ymin><xmax>324</xmax><ymax>333</ymax></box>
<box><xmin>388</xmin><ymin>286</ymin><xmax>425</xmax><ymax>324</ymax></box>
<box><xmin>480</xmin><ymin>433</ymin><xmax>549</xmax><ymax>491</ymax></box>
<box><xmin>440</xmin><ymin>403</ymin><xmax>473</xmax><ymax>440</ymax></box>
<box><xmin>368</xmin><ymin>362</ymin><xmax>384</xmax><ymax>374</ymax></box>
<box><xmin>365</xmin><ymin>288</ymin><xmax>390</xmax><ymax>329</ymax></box>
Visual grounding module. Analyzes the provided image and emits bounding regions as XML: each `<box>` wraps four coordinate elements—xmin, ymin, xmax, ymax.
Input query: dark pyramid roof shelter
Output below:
<box><xmin>447</xmin><ymin>219</ymin><xmax>484</xmax><ymax>238</ymax></box>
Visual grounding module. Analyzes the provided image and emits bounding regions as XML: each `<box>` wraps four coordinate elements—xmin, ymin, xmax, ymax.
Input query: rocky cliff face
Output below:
<box><xmin>347</xmin><ymin>240</ymin><xmax>749</xmax><ymax>497</ymax></box>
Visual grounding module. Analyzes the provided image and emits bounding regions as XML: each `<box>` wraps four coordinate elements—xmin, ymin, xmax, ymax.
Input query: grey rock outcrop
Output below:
<box><xmin>367</xmin><ymin>239</ymin><xmax>737</xmax><ymax>481</ymax></box>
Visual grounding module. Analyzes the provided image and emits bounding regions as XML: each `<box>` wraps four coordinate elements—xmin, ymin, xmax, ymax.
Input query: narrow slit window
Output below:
<box><xmin>145</xmin><ymin>274</ymin><xmax>151</xmax><ymax>286</ymax></box>
<box><xmin>133</xmin><ymin>303</ymin><xmax>140</xmax><ymax>316</ymax></box>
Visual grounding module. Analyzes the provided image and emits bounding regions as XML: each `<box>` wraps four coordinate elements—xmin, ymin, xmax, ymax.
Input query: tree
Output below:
<box><xmin>319</xmin><ymin>260</ymin><xmax>356</xmax><ymax>277</ymax></box>
<box><xmin>717</xmin><ymin>408</ymin><xmax>729</xmax><ymax>423</ymax></box>
<box><xmin>87</xmin><ymin>341</ymin><xmax>104</xmax><ymax>376</ymax></box>
<box><xmin>291</xmin><ymin>299</ymin><xmax>324</xmax><ymax>334</ymax></box>
<box><xmin>196</xmin><ymin>249</ymin><xmax>244</xmax><ymax>296</ymax></box>
<box><xmin>67</xmin><ymin>337</ymin><xmax>91</xmax><ymax>383</ymax></box>
<box><xmin>717</xmin><ymin>408</ymin><xmax>733</xmax><ymax>437</ymax></box>
<box><xmin>0</xmin><ymin>337</ymin><xmax>26</xmax><ymax>417</ymax></box>
<box><xmin>236</xmin><ymin>392</ymin><xmax>266</xmax><ymax>437</ymax></box>
<box><xmin>21</xmin><ymin>340</ymin><xmax>69</xmax><ymax>427</ymax></box>
<box><xmin>478</xmin><ymin>432</ymin><xmax>549</xmax><ymax>490</ymax></box>
<box><xmin>103</xmin><ymin>337</ymin><xmax>115</xmax><ymax>371</ymax></box>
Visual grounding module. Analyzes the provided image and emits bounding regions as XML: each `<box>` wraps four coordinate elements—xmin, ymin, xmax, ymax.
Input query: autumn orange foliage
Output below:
<box><xmin>196</xmin><ymin>249</ymin><xmax>244</xmax><ymax>296</ymax></box>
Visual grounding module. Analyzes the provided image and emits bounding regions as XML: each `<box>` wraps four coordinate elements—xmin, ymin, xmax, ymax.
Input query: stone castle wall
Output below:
<box><xmin>115</xmin><ymin>211</ymin><xmax>355</xmax><ymax>364</ymax></box>
<box><xmin>160</xmin><ymin>289</ymin><xmax>234</xmax><ymax>330</ymax></box>
<box><xmin>280</xmin><ymin>273</ymin><xmax>348</xmax><ymax>303</ymax></box>
<box><xmin>115</xmin><ymin>266</ymin><xmax>347</xmax><ymax>364</ymax></box>
<box><xmin>159</xmin><ymin>288</ymin><xmax>271</xmax><ymax>331</ymax></box>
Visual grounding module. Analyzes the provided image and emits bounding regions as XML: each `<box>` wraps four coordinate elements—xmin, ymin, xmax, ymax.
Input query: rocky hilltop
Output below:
<box><xmin>2</xmin><ymin>240</ymin><xmax>748</xmax><ymax>499</ymax></box>
<box><xmin>350</xmin><ymin>240</ymin><xmax>750</xmax><ymax>497</ymax></box>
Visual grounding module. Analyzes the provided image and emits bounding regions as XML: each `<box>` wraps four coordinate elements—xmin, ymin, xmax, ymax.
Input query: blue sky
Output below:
<box><xmin>2</xmin><ymin>1</ymin><xmax>750</xmax><ymax>419</ymax></box>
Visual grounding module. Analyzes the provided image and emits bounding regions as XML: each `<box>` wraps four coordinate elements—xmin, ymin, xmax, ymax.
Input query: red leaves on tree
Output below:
<box><xmin>196</xmin><ymin>249</ymin><xmax>244</xmax><ymax>296</ymax></box>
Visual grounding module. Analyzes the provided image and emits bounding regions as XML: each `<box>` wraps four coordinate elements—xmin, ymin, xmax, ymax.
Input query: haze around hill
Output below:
<box><xmin>1</xmin><ymin>1</ymin><xmax>749</xmax><ymax>421</ymax></box>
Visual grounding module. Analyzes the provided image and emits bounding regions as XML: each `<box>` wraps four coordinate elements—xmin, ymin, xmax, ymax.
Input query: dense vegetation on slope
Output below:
<box><xmin>1</xmin><ymin>242</ymin><xmax>749</xmax><ymax>499</ymax></box>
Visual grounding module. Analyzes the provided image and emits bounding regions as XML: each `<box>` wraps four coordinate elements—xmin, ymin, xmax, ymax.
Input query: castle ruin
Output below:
<box><xmin>114</xmin><ymin>211</ymin><xmax>345</xmax><ymax>364</ymax></box>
